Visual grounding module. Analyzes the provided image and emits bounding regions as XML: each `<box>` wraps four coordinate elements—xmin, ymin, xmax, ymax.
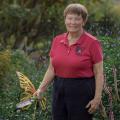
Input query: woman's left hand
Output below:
<box><xmin>86</xmin><ymin>97</ymin><xmax>101</xmax><ymax>114</ymax></box>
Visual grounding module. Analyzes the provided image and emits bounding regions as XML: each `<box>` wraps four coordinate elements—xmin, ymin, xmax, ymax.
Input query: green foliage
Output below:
<box><xmin>0</xmin><ymin>0</ymin><xmax>67</xmax><ymax>49</ymax></box>
<box><xmin>0</xmin><ymin>50</ymin><xmax>51</xmax><ymax>119</ymax></box>
<box><xmin>0</xmin><ymin>50</ymin><xmax>11</xmax><ymax>77</ymax></box>
<box><xmin>99</xmin><ymin>36</ymin><xmax>120</xmax><ymax>120</ymax></box>
<box><xmin>0</xmin><ymin>0</ymin><xmax>120</xmax><ymax>50</ymax></box>
<box><xmin>99</xmin><ymin>36</ymin><xmax>120</xmax><ymax>81</ymax></box>
<box><xmin>0</xmin><ymin>50</ymin><xmax>11</xmax><ymax>90</ymax></box>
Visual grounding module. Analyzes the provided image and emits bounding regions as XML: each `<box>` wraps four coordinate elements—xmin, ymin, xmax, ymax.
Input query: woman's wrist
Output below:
<box><xmin>94</xmin><ymin>95</ymin><xmax>102</xmax><ymax>100</ymax></box>
<box><xmin>94</xmin><ymin>91</ymin><xmax>102</xmax><ymax>99</ymax></box>
<box><xmin>38</xmin><ymin>85</ymin><xmax>46</xmax><ymax>93</ymax></box>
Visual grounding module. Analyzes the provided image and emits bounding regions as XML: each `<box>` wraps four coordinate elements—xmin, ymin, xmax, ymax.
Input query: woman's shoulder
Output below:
<box><xmin>84</xmin><ymin>31</ymin><xmax>101</xmax><ymax>45</ymax></box>
<box><xmin>84</xmin><ymin>32</ymin><xmax>102</xmax><ymax>51</ymax></box>
<box><xmin>52</xmin><ymin>32</ymin><xmax>67</xmax><ymax>43</ymax></box>
<box><xmin>84</xmin><ymin>31</ymin><xmax>97</xmax><ymax>41</ymax></box>
<box><xmin>54</xmin><ymin>32</ymin><xmax>67</xmax><ymax>40</ymax></box>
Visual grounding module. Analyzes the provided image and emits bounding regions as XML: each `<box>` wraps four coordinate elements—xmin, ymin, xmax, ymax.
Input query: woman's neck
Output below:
<box><xmin>68</xmin><ymin>29</ymin><xmax>84</xmax><ymax>43</ymax></box>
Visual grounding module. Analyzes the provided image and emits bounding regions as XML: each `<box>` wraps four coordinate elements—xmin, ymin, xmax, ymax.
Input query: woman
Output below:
<box><xmin>34</xmin><ymin>3</ymin><xmax>104</xmax><ymax>120</ymax></box>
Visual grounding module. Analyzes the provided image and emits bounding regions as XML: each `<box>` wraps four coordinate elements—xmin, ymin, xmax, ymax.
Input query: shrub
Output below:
<box><xmin>0</xmin><ymin>50</ymin><xmax>11</xmax><ymax>90</ymax></box>
<box><xmin>0</xmin><ymin>50</ymin><xmax>50</xmax><ymax>119</ymax></box>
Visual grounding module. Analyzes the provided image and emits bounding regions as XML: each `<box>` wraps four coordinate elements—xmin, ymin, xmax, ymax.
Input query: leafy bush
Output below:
<box><xmin>99</xmin><ymin>36</ymin><xmax>120</xmax><ymax>120</ymax></box>
<box><xmin>0</xmin><ymin>50</ymin><xmax>51</xmax><ymax>120</ymax></box>
<box><xmin>0</xmin><ymin>50</ymin><xmax>11</xmax><ymax>90</ymax></box>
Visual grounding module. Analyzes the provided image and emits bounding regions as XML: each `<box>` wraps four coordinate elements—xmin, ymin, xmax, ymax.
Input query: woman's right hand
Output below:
<box><xmin>33</xmin><ymin>88</ymin><xmax>43</xmax><ymax>100</ymax></box>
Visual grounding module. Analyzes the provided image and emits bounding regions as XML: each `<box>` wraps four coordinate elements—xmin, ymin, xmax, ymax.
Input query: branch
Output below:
<box><xmin>112</xmin><ymin>65</ymin><xmax>120</xmax><ymax>101</ymax></box>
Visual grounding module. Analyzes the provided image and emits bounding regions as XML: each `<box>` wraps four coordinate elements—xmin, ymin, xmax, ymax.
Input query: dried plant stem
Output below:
<box><xmin>113</xmin><ymin>66</ymin><xmax>120</xmax><ymax>101</ymax></box>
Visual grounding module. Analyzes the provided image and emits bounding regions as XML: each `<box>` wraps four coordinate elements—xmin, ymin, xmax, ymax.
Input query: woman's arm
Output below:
<box><xmin>86</xmin><ymin>61</ymin><xmax>104</xmax><ymax>114</ymax></box>
<box><xmin>94</xmin><ymin>61</ymin><xmax>104</xmax><ymax>99</ymax></box>
<box><xmin>34</xmin><ymin>58</ymin><xmax>55</xmax><ymax>97</ymax></box>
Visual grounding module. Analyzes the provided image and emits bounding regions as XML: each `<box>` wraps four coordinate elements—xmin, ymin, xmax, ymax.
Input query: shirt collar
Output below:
<box><xmin>60</xmin><ymin>31</ymin><xmax>85</xmax><ymax>46</ymax></box>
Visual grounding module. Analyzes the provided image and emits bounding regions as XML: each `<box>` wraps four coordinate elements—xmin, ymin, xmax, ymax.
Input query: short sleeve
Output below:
<box><xmin>49</xmin><ymin>37</ymin><xmax>56</xmax><ymax>57</ymax></box>
<box><xmin>90</xmin><ymin>40</ymin><xmax>103</xmax><ymax>64</ymax></box>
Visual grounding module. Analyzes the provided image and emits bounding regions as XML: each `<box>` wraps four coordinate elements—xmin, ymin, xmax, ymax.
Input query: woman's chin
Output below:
<box><xmin>67</xmin><ymin>30</ymin><xmax>80</xmax><ymax>33</ymax></box>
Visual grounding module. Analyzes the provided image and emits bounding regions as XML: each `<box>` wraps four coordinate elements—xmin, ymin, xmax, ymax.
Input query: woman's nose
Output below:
<box><xmin>70</xmin><ymin>19</ymin><xmax>76</xmax><ymax>24</ymax></box>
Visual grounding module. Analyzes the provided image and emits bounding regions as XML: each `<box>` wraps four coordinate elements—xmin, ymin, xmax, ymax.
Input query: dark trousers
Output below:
<box><xmin>52</xmin><ymin>76</ymin><xmax>95</xmax><ymax>120</ymax></box>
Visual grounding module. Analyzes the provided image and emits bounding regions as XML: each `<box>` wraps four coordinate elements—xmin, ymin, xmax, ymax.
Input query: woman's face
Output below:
<box><xmin>65</xmin><ymin>13</ymin><xmax>85</xmax><ymax>33</ymax></box>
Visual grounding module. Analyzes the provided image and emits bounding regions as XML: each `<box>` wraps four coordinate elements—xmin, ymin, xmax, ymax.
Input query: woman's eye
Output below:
<box><xmin>75</xmin><ymin>18</ymin><xmax>81</xmax><ymax>21</ymax></box>
<box><xmin>67</xmin><ymin>17</ymin><xmax>72</xmax><ymax>20</ymax></box>
<box><xmin>66</xmin><ymin>16</ymin><xmax>82</xmax><ymax>21</ymax></box>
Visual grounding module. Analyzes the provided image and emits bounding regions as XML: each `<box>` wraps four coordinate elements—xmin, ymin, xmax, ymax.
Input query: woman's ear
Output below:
<box><xmin>82</xmin><ymin>22</ymin><xmax>85</xmax><ymax>27</ymax></box>
<box><xmin>82</xmin><ymin>20</ymin><xmax>87</xmax><ymax>26</ymax></box>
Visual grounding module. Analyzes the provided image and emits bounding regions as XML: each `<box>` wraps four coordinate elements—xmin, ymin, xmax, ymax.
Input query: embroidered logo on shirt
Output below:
<box><xmin>75</xmin><ymin>45</ymin><xmax>81</xmax><ymax>55</ymax></box>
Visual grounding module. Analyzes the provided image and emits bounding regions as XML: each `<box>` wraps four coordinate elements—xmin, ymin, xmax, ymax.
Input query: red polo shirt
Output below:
<box><xmin>49</xmin><ymin>31</ymin><xmax>103</xmax><ymax>78</ymax></box>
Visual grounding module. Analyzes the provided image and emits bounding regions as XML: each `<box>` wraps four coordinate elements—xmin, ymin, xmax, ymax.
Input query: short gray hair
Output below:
<box><xmin>64</xmin><ymin>3</ymin><xmax>88</xmax><ymax>22</ymax></box>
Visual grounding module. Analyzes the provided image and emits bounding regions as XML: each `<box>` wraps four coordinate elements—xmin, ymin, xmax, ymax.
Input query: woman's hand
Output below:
<box><xmin>86</xmin><ymin>97</ymin><xmax>101</xmax><ymax>114</ymax></box>
<box><xmin>33</xmin><ymin>88</ymin><xmax>44</xmax><ymax>100</ymax></box>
